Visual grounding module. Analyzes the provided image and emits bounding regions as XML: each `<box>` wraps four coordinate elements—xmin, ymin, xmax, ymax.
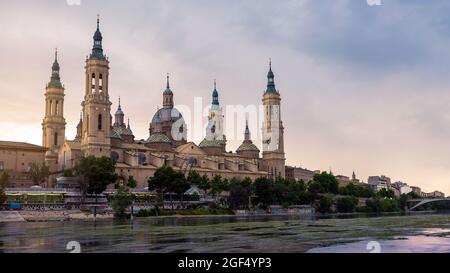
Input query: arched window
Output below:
<box><xmin>99</xmin><ymin>74</ymin><xmax>103</xmax><ymax>91</ymax></box>
<box><xmin>55</xmin><ymin>101</ymin><xmax>59</xmax><ymax>115</ymax></box>
<box><xmin>138</xmin><ymin>153</ymin><xmax>146</xmax><ymax>165</ymax></box>
<box><xmin>91</xmin><ymin>73</ymin><xmax>96</xmax><ymax>93</ymax></box>
<box><xmin>49</xmin><ymin>100</ymin><xmax>53</xmax><ymax>115</ymax></box>
<box><xmin>98</xmin><ymin>114</ymin><xmax>103</xmax><ymax>130</ymax></box>
<box><xmin>111</xmin><ymin>151</ymin><xmax>119</xmax><ymax>163</ymax></box>
<box><xmin>54</xmin><ymin>132</ymin><xmax>58</xmax><ymax>146</ymax></box>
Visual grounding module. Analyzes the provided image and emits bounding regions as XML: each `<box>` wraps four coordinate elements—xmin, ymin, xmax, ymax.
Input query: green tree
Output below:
<box><xmin>169</xmin><ymin>172</ymin><xmax>191</xmax><ymax>208</ymax></box>
<box><xmin>0</xmin><ymin>171</ymin><xmax>10</xmax><ymax>204</ymax></box>
<box><xmin>74</xmin><ymin>156</ymin><xmax>118</xmax><ymax>196</ymax></box>
<box><xmin>253</xmin><ymin>177</ymin><xmax>273</xmax><ymax>209</ymax></box>
<box><xmin>112</xmin><ymin>186</ymin><xmax>133</xmax><ymax>218</ymax></box>
<box><xmin>29</xmin><ymin>162</ymin><xmax>50</xmax><ymax>186</ymax></box>
<box><xmin>228</xmin><ymin>182</ymin><xmax>251</xmax><ymax>210</ymax></box>
<box><xmin>317</xmin><ymin>194</ymin><xmax>334</xmax><ymax>213</ymax></box>
<box><xmin>148</xmin><ymin>165</ymin><xmax>178</xmax><ymax>207</ymax></box>
<box><xmin>127</xmin><ymin>175</ymin><xmax>137</xmax><ymax>189</ymax></box>
<box><xmin>198</xmin><ymin>174</ymin><xmax>211</xmax><ymax>195</ymax></box>
<box><xmin>339</xmin><ymin>183</ymin><xmax>374</xmax><ymax>198</ymax></box>
<box><xmin>380</xmin><ymin>199</ymin><xmax>400</xmax><ymax>212</ymax></box>
<box><xmin>336</xmin><ymin>196</ymin><xmax>359</xmax><ymax>213</ymax></box>
<box><xmin>63</xmin><ymin>169</ymin><xmax>74</xmax><ymax>177</ymax></box>
<box><xmin>210</xmin><ymin>175</ymin><xmax>227</xmax><ymax>197</ymax></box>
<box><xmin>272</xmin><ymin>178</ymin><xmax>288</xmax><ymax>205</ymax></box>
<box><xmin>365</xmin><ymin>198</ymin><xmax>382</xmax><ymax>214</ymax></box>
<box><xmin>308</xmin><ymin>172</ymin><xmax>339</xmax><ymax>195</ymax></box>
<box><xmin>377</xmin><ymin>188</ymin><xmax>395</xmax><ymax>199</ymax></box>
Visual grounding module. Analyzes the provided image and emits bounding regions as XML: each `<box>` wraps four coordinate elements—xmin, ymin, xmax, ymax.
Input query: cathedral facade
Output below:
<box><xmin>42</xmin><ymin>17</ymin><xmax>286</xmax><ymax>188</ymax></box>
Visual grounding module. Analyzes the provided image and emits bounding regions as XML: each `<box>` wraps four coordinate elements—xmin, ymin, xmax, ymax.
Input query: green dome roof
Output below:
<box><xmin>110</xmin><ymin>129</ymin><xmax>123</xmax><ymax>140</ymax></box>
<box><xmin>146</xmin><ymin>133</ymin><xmax>171</xmax><ymax>143</ymax></box>
<box><xmin>112</xmin><ymin>126</ymin><xmax>133</xmax><ymax>137</ymax></box>
<box><xmin>237</xmin><ymin>142</ymin><xmax>260</xmax><ymax>152</ymax></box>
<box><xmin>199</xmin><ymin>138</ymin><xmax>225</xmax><ymax>148</ymax></box>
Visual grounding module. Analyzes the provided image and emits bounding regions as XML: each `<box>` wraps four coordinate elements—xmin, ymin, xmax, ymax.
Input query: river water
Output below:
<box><xmin>1</xmin><ymin>213</ymin><xmax>450</xmax><ymax>253</ymax></box>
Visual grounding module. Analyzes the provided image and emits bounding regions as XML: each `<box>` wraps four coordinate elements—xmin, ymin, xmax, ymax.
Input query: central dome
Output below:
<box><xmin>152</xmin><ymin>108</ymin><xmax>183</xmax><ymax>123</ymax></box>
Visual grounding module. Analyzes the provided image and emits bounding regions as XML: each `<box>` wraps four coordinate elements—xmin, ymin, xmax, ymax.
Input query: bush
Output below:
<box><xmin>112</xmin><ymin>186</ymin><xmax>133</xmax><ymax>217</ymax></box>
<box><xmin>365</xmin><ymin>198</ymin><xmax>400</xmax><ymax>213</ymax></box>
<box><xmin>63</xmin><ymin>169</ymin><xmax>74</xmax><ymax>177</ymax></box>
<box><xmin>135</xmin><ymin>209</ymin><xmax>157</xmax><ymax>217</ymax></box>
<box><xmin>317</xmin><ymin>195</ymin><xmax>334</xmax><ymax>213</ymax></box>
<box><xmin>336</xmin><ymin>196</ymin><xmax>359</xmax><ymax>213</ymax></box>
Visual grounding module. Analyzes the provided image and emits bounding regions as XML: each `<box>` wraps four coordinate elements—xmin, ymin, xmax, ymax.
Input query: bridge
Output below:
<box><xmin>407</xmin><ymin>198</ymin><xmax>450</xmax><ymax>211</ymax></box>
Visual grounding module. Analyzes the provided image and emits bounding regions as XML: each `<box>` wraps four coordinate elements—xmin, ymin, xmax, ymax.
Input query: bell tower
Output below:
<box><xmin>81</xmin><ymin>15</ymin><xmax>112</xmax><ymax>157</ymax></box>
<box><xmin>261</xmin><ymin>60</ymin><xmax>286</xmax><ymax>179</ymax></box>
<box><xmin>42</xmin><ymin>49</ymin><xmax>66</xmax><ymax>170</ymax></box>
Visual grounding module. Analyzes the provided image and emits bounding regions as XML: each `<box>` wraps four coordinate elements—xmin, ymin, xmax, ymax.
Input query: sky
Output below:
<box><xmin>1</xmin><ymin>0</ymin><xmax>450</xmax><ymax>195</ymax></box>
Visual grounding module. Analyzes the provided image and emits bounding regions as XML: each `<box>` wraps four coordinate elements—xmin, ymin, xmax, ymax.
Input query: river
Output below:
<box><xmin>1</xmin><ymin>213</ymin><xmax>450</xmax><ymax>253</ymax></box>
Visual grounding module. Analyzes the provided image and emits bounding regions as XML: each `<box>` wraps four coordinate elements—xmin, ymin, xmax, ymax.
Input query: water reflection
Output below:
<box><xmin>1</xmin><ymin>213</ymin><xmax>450</xmax><ymax>253</ymax></box>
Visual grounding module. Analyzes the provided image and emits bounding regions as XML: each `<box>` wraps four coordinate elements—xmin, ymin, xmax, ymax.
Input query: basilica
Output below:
<box><xmin>41</xmin><ymin>17</ymin><xmax>286</xmax><ymax>188</ymax></box>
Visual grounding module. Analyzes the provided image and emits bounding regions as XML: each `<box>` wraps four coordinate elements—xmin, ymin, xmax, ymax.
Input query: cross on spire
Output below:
<box><xmin>166</xmin><ymin>73</ymin><xmax>170</xmax><ymax>89</ymax></box>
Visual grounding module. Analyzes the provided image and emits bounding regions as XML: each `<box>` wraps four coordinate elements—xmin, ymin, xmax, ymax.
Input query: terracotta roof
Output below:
<box><xmin>0</xmin><ymin>141</ymin><xmax>47</xmax><ymax>151</ymax></box>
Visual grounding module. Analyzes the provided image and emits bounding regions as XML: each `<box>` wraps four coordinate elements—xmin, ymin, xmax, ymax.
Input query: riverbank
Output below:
<box><xmin>0</xmin><ymin>211</ymin><xmax>114</xmax><ymax>222</ymax></box>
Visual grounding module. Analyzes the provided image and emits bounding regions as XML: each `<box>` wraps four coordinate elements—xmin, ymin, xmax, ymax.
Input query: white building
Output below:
<box><xmin>368</xmin><ymin>175</ymin><xmax>391</xmax><ymax>192</ymax></box>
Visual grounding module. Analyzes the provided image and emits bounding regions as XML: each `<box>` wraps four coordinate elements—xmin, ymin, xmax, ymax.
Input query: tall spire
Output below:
<box><xmin>91</xmin><ymin>14</ymin><xmax>105</xmax><ymax>59</ymax></box>
<box><xmin>163</xmin><ymin>73</ymin><xmax>174</xmax><ymax>108</ymax></box>
<box><xmin>166</xmin><ymin>73</ymin><xmax>170</xmax><ymax>89</ymax></box>
<box><xmin>265</xmin><ymin>58</ymin><xmax>277</xmax><ymax>94</ymax></box>
<box><xmin>114</xmin><ymin>96</ymin><xmax>124</xmax><ymax>126</ymax></box>
<box><xmin>244</xmin><ymin>119</ymin><xmax>251</xmax><ymax>141</ymax></box>
<box><xmin>212</xmin><ymin>79</ymin><xmax>219</xmax><ymax>106</ymax></box>
<box><xmin>48</xmin><ymin>48</ymin><xmax>62</xmax><ymax>88</ymax></box>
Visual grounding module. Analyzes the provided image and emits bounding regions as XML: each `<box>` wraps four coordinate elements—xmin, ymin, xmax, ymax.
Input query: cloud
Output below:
<box><xmin>0</xmin><ymin>0</ymin><xmax>450</xmax><ymax>194</ymax></box>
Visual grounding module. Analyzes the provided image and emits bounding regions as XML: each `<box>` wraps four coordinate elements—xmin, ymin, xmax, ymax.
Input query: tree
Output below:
<box><xmin>253</xmin><ymin>177</ymin><xmax>273</xmax><ymax>209</ymax></box>
<box><xmin>272</xmin><ymin>178</ymin><xmax>288</xmax><ymax>205</ymax></box>
<box><xmin>199</xmin><ymin>174</ymin><xmax>211</xmax><ymax>195</ymax></box>
<box><xmin>29</xmin><ymin>162</ymin><xmax>50</xmax><ymax>186</ymax></box>
<box><xmin>170</xmin><ymin>172</ymin><xmax>191</xmax><ymax>208</ymax></box>
<box><xmin>210</xmin><ymin>175</ymin><xmax>227</xmax><ymax>197</ymax></box>
<box><xmin>74</xmin><ymin>156</ymin><xmax>118</xmax><ymax>196</ymax></box>
<box><xmin>339</xmin><ymin>183</ymin><xmax>374</xmax><ymax>198</ymax></box>
<box><xmin>377</xmin><ymin>188</ymin><xmax>395</xmax><ymax>199</ymax></box>
<box><xmin>336</xmin><ymin>196</ymin><xmax>359</xmax><ymax>213</ymax></box>
<box><xmin>317</xmin><ymin>194</ymin><xmax>334</xmax><ymax>213</ymax></box>
<box><xmin>112</xmin><ymin>186</ymin><xmax>133</xmax><ymax>218</ymax></box>
<box><xmin>308</xmin><ymin>172</ymin><xmax>339</xmax><ymax>195</ymax></box>
<box><xmin>127</xmin><ymin>176</ymin><xmax>137</xmax><ymax>189</ymax></box>
<box><xmin>380</xmin><ymin>199</ymin><xmax>400</xmax><ymax>212</ymax></box>
<box><xmin>0</xmin><ymin>171</ymin><xmax>10</xmax><ymax>205</ymax></box>
<box><xmin>228</xmin><ymin>177</ymin><xmax>252</xmax><ymax>209</ymax></box>
<box><xmin>148</xmin><ymin>165</ymin><xmax>177</xmax><ymax>207</ymax></box>
<box><xmin>187</xmin><ymin>170</ymin><xmax>202</xmax><ymax>187</ymax></box>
